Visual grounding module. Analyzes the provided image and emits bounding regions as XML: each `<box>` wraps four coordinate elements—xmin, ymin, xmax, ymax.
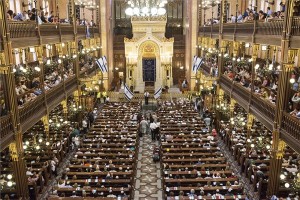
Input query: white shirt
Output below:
<box><xmin>150</xmin><ymin>122</ymin><xmax>158</xmax><ymax>130</ymax></box>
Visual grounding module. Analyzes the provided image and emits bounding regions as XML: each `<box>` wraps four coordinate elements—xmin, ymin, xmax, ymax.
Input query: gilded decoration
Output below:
<box><xmin>131</xmin><ymin>15</ymin><xmax>167</xmax><ymax>21</ymax></box>
<box><xmin>9</xmin><ymin>142</ymin><xmax>18</xmax><ymax>161</ymax></box>
<box><xmin>124</xmin><ymin>38</ymin><xmax>139</xmax><ymax>42</ymax></box>
<box><xmin>138</xmin><ymin>41</ymin><xmax>160</xmax><ymax>58</ymax></box>
<box><xmin>161</xmin><ymin>37</ymin><xmax>174</xmax><ymax>42</ymax></box>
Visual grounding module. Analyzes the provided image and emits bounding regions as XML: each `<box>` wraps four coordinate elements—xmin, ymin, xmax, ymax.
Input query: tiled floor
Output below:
<box><xmin>133</xmin><ymin>133</ymin><xmax>163</xmax><ymax>200</ymax></box>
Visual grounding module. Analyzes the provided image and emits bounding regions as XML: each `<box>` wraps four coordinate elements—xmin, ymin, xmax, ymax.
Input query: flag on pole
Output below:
<box><xmin>192</xmin><ymin>56</ymin><xmax>198</xmax><ymax>72</ymax></box>
<box><xmin>193</xmin><ymin>57</ymin><xmax>204</xmax><ymax>73</ymax></box>
<box><xmin>124</xmin><ymin>84</ymin><xmax>134</xmax><ymax>101</ymax></box>
<box><xmin>96</xmin><ymin>57</ymin><xmax>105</xmax><ymax>73</ymax></box>
<box><xmin>154</xmin><ymin>86</ymin><xmax>162</xmax><ymax>99</ymax></box>
<box><xmin>102</xmin><ymin>56</ymin><xmax>108</xmax><ymax>72</ymax></box>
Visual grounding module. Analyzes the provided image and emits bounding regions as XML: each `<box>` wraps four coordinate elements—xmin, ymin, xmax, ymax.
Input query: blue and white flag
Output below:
<box><xmin>102</xmin><ymin>56</ymin><xmax>108</xmax><ymax>72</ymax></box>
<box><xmin>192</xmin><ymin>56</ymin><xmax>198</xmax><ymax>72</ymax></box>
<box><xmin>124</xmin><ymin>84</ymin><xmax>134</xmax><ymax>101</ymax></box>
<box><xmin>96</xmin><ymin>57</ymin><xmax>105</xmax><ymax>73</ymax></box>
<box><xmin>154</xmin><ymin>86</ymin><xmax>162</xmax><ymax>99</ymax></box>
<box><xmin>193</xmin><ymin>57</ymin><xmax>204</xmax><ymax>73</ymax></box>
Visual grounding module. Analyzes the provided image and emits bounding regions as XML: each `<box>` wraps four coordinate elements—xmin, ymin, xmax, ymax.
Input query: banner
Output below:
<box><xmin>154</xmin><ymin>86</ymin><xmax>162</xmax><ymax>99</ymax></box>
<box><xmin>96</xmin><ymin>57</ymin><xmax>105</xmax><ymax>73</ymax></box>
<box><xmin>124</xmin><ymin>84</ymin><xmax>134</xmax><ymax>101</ymax></box>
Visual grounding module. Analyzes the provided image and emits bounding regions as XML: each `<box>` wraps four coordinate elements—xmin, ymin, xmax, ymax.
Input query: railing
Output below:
<box><xmin>199</xmin><ymin>19</ymin><xmax>292</xmax><ymax>37</ymax></box>
<box><xmin>232</xmin><ymin>82</ymin><xmax>250</xmax><ymax>108</ymax></box>
<box><xmin>65</xmin><ymin>76</ymin><xmax>77</xmax><ymax>92</ymax></box>
<box><xmin>219</xmin><ymin>75</ymin><xmax>232</xmax><ymax>94</ymax></box>
<box><xmin>291</xmin><ymin>17</ymin><xmax>300</xmax><ymax>35</ymax></box>
<box><xmin>46</xmin><ymin>83</ymin><xmax>65</xmax><ymax>105</ymax></box>
<box><xmin>251</xmin><ymin>94</ymin><xmax>276</xmax><ymax>122</ymax></box>
<box><xmin>8</xmin><ymin>21</ymin><xmax>37</xmax><ymax>38</ymax></box>
<box><xmin>201</xmin><ymin>63</ymin><xmax>211</xmax><ymax>75</ymax></box>
<box><xmin>60</xmin><ymin>24</ymin><xmax>74</xmax><ymax>35</ymax></box>
<box><xmin>0</xmin><ymin>114</ymin><xmax>13</xmax><ymax>140</ymax></box>
<box><xmin>19</xmin><ymin>95</ymin><xmax>45</xmax><ymax>124</ymax></box>
<box><xmin>77</xmin><ymin>26</ymin><xmax>87</xmax><ymax>37</ymax></box>
<box><xmin>39</xmin><ymin>23</ymin><xmax>60</xmax><ymax>36</ymax></box>
<box><xmin>281</xmin><ymin>112</ymin><xmax>300</xmax><ymax>153</ymax></box>
<box><xmin>281</xmin><ymin>112</ymin><xmax>300</xmax><ymax>141</ymax></box>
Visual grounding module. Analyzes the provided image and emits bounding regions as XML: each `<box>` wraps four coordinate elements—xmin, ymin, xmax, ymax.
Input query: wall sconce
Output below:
<box><xmin>115</xmin><ymin>67</ymin><xmax>119</xmax><ymax>71</ymax></box>
<box><xmin>29</xmin><ymin>47</ymin><xmax>35</xmax><ymax>53</ymax></box>
<box><xmin>245</xmin><ymin>43</ymin><xmax>250</xmax><ymax>48</ymax></box>
<box><xmin>262</xmin><ymin>45</ymin><xmax>268</xmax><ymax>51</ymax></box>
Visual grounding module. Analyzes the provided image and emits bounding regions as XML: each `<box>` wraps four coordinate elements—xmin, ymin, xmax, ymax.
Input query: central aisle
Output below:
<box><xmin>133</xmin><ymin>115</ymin><xmax>163</xmax><ymax>200</ymax></box>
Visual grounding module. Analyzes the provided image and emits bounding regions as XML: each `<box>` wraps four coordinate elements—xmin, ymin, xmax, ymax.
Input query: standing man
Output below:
<box><xmin>144</xmin><ymin>91</ymin><xmax>150</xmax><ymax>105</ymax></box>
<box><xmin>150</xmin><ymin>121</ymin><xmax>158</xmax><ymax>141</ymax></box>
<box><xmin>139</xmin><ymin>118</ymin><xmax>148</xmax><ymax>137</ymax></box>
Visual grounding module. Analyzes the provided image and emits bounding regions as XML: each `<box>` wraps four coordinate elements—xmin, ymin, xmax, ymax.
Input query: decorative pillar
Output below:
<box><xmin>229</xmin><ymin>98</ymin><xmax>236</xmax><ymax>120</ymax></box>
<box><xmin>267</xmin><ymin>139</ymin><xmax>286</xmax><ymax>197</ymax></box>
<box><xmin>250</xmin><ymin>44</ymin><xmax>260</xmax><ymax>93</ymax></box>
<box><xmin>0</xmin><ymin>1</ymin><xmax>29</xmax><ymax>198</ymax></box>
<box><xmin>61</xmin><ymin>100</ymin><xmax>68</xmax><ymax>120</ymax></box>
<box><xmin>246</xmin><ymin>113</ymin><xmax>254</xmax><ymax>138</ymax></box>
<box><xmin>41</xmin><ymin>115</ymin><xmax>50</xmax><ymax>140</ymax></box>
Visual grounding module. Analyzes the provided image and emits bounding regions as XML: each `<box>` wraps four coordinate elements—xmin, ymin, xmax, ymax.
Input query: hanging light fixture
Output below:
<box><xmin>125</xmin><ymin>0</ymin><xmax>168</xmax><ymax>16</ymax></box>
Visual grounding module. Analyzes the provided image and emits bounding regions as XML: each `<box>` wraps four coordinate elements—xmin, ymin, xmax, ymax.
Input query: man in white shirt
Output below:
<box><xmin>150</xmin><ymin>122</ymin><xmax>158</xmax><ymax>141</ymax></box>
<box><xmin>144</xmin><ymin>91</ymin><xmax>150</xmax><ymax>105</ymax></box>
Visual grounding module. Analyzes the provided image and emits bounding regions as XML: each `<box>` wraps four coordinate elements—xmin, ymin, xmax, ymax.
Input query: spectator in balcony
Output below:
<box><xmin>13</xmin><ymin>11</ymin><xmax>27</xmax><ymax>21</ymax></box>
<box><xmin>30</xmin><ymin>8</ymin><xmax>36</xmax><ymax>21</ymax></box>
<box><xmin>266</xmin><ymin>7</ymin><xmax>273</xmax><ymax>17</ymax></box>
<box><xmin>48</xmin><ymin>11</ymin><xmax>54</xmax><ymax>23</ymax></box>
<box><xmin>244</xmin><ymin>11</ymin><xmax>254</xmax><ymax>21</ymax></box>
<box><xmin>40</xmin><ymin>11</ymin><xmax>47</xmax><ymax>23</ymax></box>
<box><xmin>243</xmin><ymin>8</ymin><xmax>250</xmax><ymax>18</ymax></box>
<box><xmin>6</xmin><ymin>10</ymin><xmax>13</xmax><ymax>20</ymax></box>
<box><xmin>290</xmin><ymin>108</ymin><xmax>300</xmax><ymax>118</ymax></box>
<box><xmin>231</xmin><ymin>15</ymin><xmax>236</xmax><ymax>23</ymax></box>
<box><xmin>280</xmin><ymin>2</ymin><xmax>286</xmax><ymax>12</ymax></box>
<box><xmin>182</xmin><ymin>79</ymin><xmax>188</xmax><ymax>88</ymax></box>
<box><xmin>237</xmin><ymin>11</ymin><xmax>243</xmax><ymax>22</ymax></box>
<box><xmin>292</xmin><ymin>92</ymin><xmax>300</xmax><ymax>104</ymax></box>
<box><xmin>258</xmin><ymin>10</ymin><xmax>267</xmax><ymax>20</ymax></box>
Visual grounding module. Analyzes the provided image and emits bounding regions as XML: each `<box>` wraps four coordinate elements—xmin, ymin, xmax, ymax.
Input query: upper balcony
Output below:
<box><xmin>199</xmin><ymin>18</ymin><xmax>300</xmax><ymax>48</ymax></box>
<box><xmin>8</xmin><ymin>21</ymin><xmax>100</xmax><ymax>48</ymax></box>
<box><xmin>219</xmin><ymin>75</ymin><xmax>300</xmax><ymax>153</ymax></box>
<box><xmin>0</xmin><ymin>75</ymin><xmax>79</xmax><ymax>151</ymax></box>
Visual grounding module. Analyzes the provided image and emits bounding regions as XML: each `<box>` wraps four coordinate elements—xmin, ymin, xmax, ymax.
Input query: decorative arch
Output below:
<box><xmin>138</xmin><ymin>40</ymin><xmax>160</xmax><ymax>58</ymax></box>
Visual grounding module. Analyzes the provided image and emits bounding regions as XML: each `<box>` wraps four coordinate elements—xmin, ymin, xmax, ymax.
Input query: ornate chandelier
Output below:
<box><xmin>125</xmin><ymin>0</ymin><xmax>168</xmax><ymax>16</ymax></box>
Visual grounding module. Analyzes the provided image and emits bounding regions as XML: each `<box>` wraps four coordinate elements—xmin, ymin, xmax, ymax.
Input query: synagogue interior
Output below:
<box><xmin>0</xmin><ymin>0</ymin><xmax>300</xmax><ymax>199</ymax></box>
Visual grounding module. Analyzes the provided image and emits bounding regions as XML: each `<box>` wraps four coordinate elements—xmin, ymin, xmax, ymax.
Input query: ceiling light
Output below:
<box><xmin>125</xmin><ymin>7</ymin><xmax>134</xmax><ymax>16</ymax></box>
<box><xmin>151</xmin><ymin>7</ymin><xmax>158</xmax><ymax>15</ymax></box>
<box><xmin>7</xmin><ymin>174</ymin><xmax>12</xmax><ymax>180</ymax></box>
<box><xmin>7</xmin><ymin>181</ymin><xmax>13</xmax><ymax>187</ymax></box>
<box><xmin>133</xmin><ymin>7</ymin><xmax>140</xmax><ymax>15</ymax></box>
<box><xmin>142</xmin><ymin>7</ymin><xmax>149</xmax><ymax>14</ymax></box>
<box><xmin>157</xmin><ymin>7</ymin><xmax>166</xmax><ymax>15</ymax></box>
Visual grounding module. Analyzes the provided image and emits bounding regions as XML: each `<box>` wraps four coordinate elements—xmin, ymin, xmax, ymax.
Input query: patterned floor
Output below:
<box><xmin>133</xmin><ymin>133</ymin><xmax>163</xmax><ymax>200</ymax></box>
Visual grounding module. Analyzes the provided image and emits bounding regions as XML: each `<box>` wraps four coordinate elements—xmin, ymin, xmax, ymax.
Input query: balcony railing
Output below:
<box><xmin>7</xmin><ymin>22</ymin><xmax>100</xmax><ymax>47</ymax></box>
<box><xmin>0</xmin><ymin>114</ymin><xmax>13</xmax><ymax>140</ymax></box>
<box><xmin>19</xmin><ymin>95</ymin><xmax>46</xmax><ymax>132</ymax></box>
<box><xmin>281</xmin><ymin>112</ymin><xmax>300</xmax><ymax>153</ymax></box>
<box><xmin>199</xmin><ymin>18</ymin><xmax>300</xmax><ymax>46</ymax></box>
<box><xmin>8</xmin><ymin>21</ymin><xmax>37</xmax><ymax>38</ymax></box>
<box><xmin>0</xmin><ymin>114</ymin><xmax>14</xmax><ymax>151</ymax></box>
<box><xmin>201</xmin><ymin>63</ymin><xmax>211</xmax><ymax>75</ymax></box>
<box><xmin>219</xmin><ymin>75</ymin><xmax>300</xmax><ymax>153</ymax></box>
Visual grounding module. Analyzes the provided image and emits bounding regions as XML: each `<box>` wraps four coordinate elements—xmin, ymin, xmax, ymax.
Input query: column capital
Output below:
<box><xmin>252</xmin><ymin>44</ymin><xmax>260</xmax><ymax>58</ymax></box>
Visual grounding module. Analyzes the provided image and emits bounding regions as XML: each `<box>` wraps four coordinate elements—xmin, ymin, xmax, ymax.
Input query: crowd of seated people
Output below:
<box><xmin>48</xmin><ymin>102</ymin><xmax>140</xmax><ymax>199</ymax></box>
<box><xmin>0</xmin><ymin>104</ymin><xmax>80</xmax><ymax>200</ymax></box>
<box><xmin>205</xmin><ymin>4</ymin><xmax>287</xmax><ymax>26</ymax></box>
<box><xmin>157</xmin><ymin>99</ymin><xmax>247</xmax><ymax>200</ymax></box>
<box><xmin>219</xmin><ymin>105</ymin><xmax>300</xmax><ymax>199</ymax></box>
<box><xmin>223</xmin><ymin>58</ymin><xmax>280</xmax><ymax>105</ymax></box>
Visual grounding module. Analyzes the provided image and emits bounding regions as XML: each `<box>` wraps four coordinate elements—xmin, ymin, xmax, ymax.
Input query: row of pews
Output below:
<box><xmin>157</xmin><ymin>100</ymin><xmax>247</xmax><ymax>200</ymax></box>
<box><xmin>48</xmin><ymin>102</ymin><xmax>141</xmax><ymax>199</ymax></box>
<box><xmin>220</xmin><ymin>105</ymin><xmax>300</xmax><ymax>199</ymax></box>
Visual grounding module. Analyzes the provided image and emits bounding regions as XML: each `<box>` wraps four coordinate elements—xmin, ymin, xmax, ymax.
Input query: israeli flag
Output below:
<box><xmin>193</xmin><ymin>57</ymin><xmax>204</xmax><ymax>73</ymax></box>
<box><xmin>124</xmin><ymin>84</ymin><xmax>134</xmax><ymax>101</ymax></box>
<box><xmin>96</xmin><ymin>57</ymin><xmax>105</xmax><ymax>73</ymax></box>
<box><xmin>192</xmin><ymin>56</ymin><xmax>198</xmax><ymax>72</ymax></box>
<box><xmin>102</xmin><ymin>56</ymin><xmax>108</xmax><ymax>72</ymax></box>
<box><xmin>154</xmin><ymin>86</ymin><xmax>162</xmax><ymax>99</ymax></box>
